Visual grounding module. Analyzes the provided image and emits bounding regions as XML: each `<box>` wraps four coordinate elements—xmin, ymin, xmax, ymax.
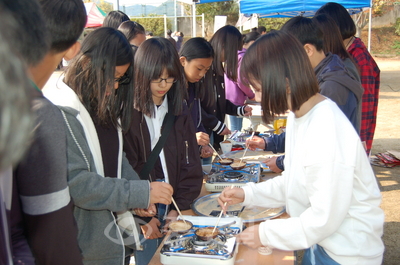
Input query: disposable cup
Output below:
<box><xmin>220</xmin><ymin>142</ymin><xmax>233</xmax><ymax>154</ymax></box>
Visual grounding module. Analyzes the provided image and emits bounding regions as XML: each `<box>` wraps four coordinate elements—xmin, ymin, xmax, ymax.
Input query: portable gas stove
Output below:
<box><xmin>204</xmin><ymin>161</ymin><xmax>261</xmax><ymax>192</ymax></box>
<box><xmin>160</xmin><ymin>216</ymin><xmax>242</xmax><ymax>265</ymax></box>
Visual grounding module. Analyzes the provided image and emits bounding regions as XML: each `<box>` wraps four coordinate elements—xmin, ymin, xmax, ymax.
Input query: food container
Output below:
<box><xmin>195</xmin><ymin>226</ymin><xmax>220</xmax><ymax>241</ymax></box>
<box><xmin>169</xmin><ymin>220</ymin><xmax>193</xmax><ymax>234</ymax></box>
<box><xmin>230</xmin><ymin>161</ymin><xmax>247</xmax><ymax>170</ymax></box>
<box><xmin>215</xmin><ymin>158</ymin><xmax>234</xmax><ymax>165</ymax></box>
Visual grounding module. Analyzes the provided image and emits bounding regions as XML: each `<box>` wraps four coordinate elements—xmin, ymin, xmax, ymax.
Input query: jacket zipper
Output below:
<box><xmin>185</xmin><ymin>140</ymin><xmax>189</xmax><ymax>164</ymax></box>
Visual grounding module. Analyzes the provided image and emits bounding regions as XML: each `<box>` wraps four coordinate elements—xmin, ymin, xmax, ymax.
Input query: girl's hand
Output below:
<box><xmin>264</xmin><ymin>157</ymin><xmax>282</xmax><ymax>173</ymax></box>
<box><xmin>140</xmin><ymin>217</ymin><xmax>163</xmax><ymax>239</ymax></box>
<box><xmin>245</xmin><ymin>135</ymin><xmax>265</xmax><ymax>151</ymax></box>
<box><xmin>149</xmin><ymin>182</ymin><xmax>173</xmax><ymax>205</ymax></box>
<box><xmin>243</xmin><ymin>106</ymin><xmax>253</xmax><ymax>116</ymax></box>
<box><xmin>200</xmin><ymin>145</ymin><xmax>213</xmax><ymax>158</ymax></box>
<box><xmin>236</xmin><ymin>225</ymin><xmax>263</xmax><ymax>249</ymax></box>
<box><xmin>218</xmin><ymin>186</ymin><xmax>245</xmax><ymax>213</ymax></box>
<box><xmin>196</xmin><ymin>132</ymin><xmax>210</xmax><ymax>146</ymax></box>
<box><xmin>133</xmin><ymin>204</ymin><xmax>157</xmax><ymax>217</ymax></box>
<box><xmin>162</xmin><ymin>210</ymin><xmax>179</xmax><ymax>234</ymax></box>
<box><xmin>220</xmin><ymin>127</ymin><xmax>231</xmax><ymax>135</ymax></box>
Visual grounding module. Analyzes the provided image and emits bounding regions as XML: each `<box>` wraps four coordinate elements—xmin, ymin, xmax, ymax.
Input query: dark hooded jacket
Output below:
<box><xmin>315</xmin><ymin>53</ymin><xmax>364</xmax><ymax>132</ymax></box>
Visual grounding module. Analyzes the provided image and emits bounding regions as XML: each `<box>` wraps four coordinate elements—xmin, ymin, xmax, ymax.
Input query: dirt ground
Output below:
<box><xmin>361</xmin><ymin>27</ymin><xmax>400</xmax><ymax>56</ymax></box>
<box><xmin>370</xmin><ymin>57</ymin><xmax>400</xmax><ymax>264</ymax></box>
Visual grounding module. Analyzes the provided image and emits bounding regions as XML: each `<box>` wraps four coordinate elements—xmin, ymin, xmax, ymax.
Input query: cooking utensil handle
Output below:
<box><xmin>212</xmin><ymin>185</ymin><xmax>234</xmax><ymax>233</ymax></box>
<box><xmin>208</xmin><ymin>143</ymin><xmax>223</xmax><ymax>160</ymax></box>
<box><xmin>240</xmin><ymin>131</ymin><xmax>255</xmax><ymax>162</ymax></box>
<box><xmin>171</xmin><ymin>197</ymin><xmax>186</xmax><ymax>224</ymax></box>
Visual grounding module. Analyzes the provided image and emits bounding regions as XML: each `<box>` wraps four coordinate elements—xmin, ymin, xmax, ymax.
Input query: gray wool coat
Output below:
<box><xmin>57</xmin><ymin>103</ymin><xmax>150</xmax><ymax>265</ymax></box>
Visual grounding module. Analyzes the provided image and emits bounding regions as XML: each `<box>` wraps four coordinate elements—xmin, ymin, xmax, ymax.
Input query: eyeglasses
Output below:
<box><xmin>151</xmin><ymin>77</ymin><xmax>176</xmax><ymax>84</ymax></box>
<box><xmin>114</xmin><ymin>73</ymin><xmax>131</xmax><ymax>85</ymax></box>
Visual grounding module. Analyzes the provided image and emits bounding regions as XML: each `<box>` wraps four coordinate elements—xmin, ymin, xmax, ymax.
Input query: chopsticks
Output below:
<box><xmin>240</xmin><ymin>131</ymin><xmax>255</xmax><ymax>163</ymax></box>
<box><xmin>249</xmin><ymin>115</ymin><xmax>254</xmax><ymax>131</ymax></box>
<box><xmin>208</xmin><ymin>142</ymin><xmax>223</xmax><ymax>161</ymax></box>
<box><xmin>212</xmin><ymin>185</ymin><xmax>234</xmax><ymax>234</ymax></box>
<box><xmin>171</xmin><ymin>196</ymin><xmax>186</xmax><ymax>224</ymax></box>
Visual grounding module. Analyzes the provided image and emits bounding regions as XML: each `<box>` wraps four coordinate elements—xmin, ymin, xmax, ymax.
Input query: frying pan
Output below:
<box><xmin>169</xmin><ymin>220</ymin><xmax>193</xmax><ymax>234</ymax></box>
<box><xmin>195</xmin><ymin>226</ymin><xmax>220</xmax><ymax>241</ymax></box>
<box><xmin>230</xmin><ymin>161</ymin><xmax>247</xmax><ymax>170</ymax></box>
<box><xmin>215</xmin><ymin>157</ymin><xmax>234</xmax><ymax>165</ymax></box>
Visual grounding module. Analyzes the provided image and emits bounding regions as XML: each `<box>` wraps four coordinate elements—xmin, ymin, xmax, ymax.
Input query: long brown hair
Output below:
<box><xmin>241</xmin><ymin>31</ymin><xmax>319</xmax><ymax>124</ymax></box>
<box><xmin>64</xmin><ymin>27</ymin><xmax>134</xmax><ymax>132</ymax></box>
<box><xmin>203</xmin><ymin>25</ymin><xmax>243</xmax><ymax>106</ymax></box>
<box><xmin>313</xmin><ymin>14</ymin><xmax>355</xmax><ymax>61</ymax></box>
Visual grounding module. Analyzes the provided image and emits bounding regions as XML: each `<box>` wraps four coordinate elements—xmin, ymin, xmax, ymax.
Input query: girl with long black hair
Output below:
<box><xmin>123</xmin><ymin>37</ymin><xmax>203</xmax><ymax>265</ymax></box>
<box><xmin>44</xmin><ymin>27</ymin><xmax>173</xmax><ymax>265</ymax></box>
<box><xmin>201</xmin><ymin>25</ymin><xmax>252</xmax><ymax>151</ymax></box>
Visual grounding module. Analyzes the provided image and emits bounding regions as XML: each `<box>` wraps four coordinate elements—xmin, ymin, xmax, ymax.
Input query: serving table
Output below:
<box><xmin>149</xmin><ymin>150</ymin><xmax>296</xmax><ymax>265</ymax></box>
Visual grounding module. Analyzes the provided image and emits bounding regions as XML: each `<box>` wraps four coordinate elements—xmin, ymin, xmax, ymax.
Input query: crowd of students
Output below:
<box><xmin>0</xmin><ymin>1</ymin><xmax>383</xmax><ymax>265</ymax></box>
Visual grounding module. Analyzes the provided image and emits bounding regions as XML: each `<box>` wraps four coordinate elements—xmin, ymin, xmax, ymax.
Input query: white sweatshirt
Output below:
<box><xmin>242</xmin><ymin>98</ymin><xmax>384</xmax><ymax>265</ymax></box>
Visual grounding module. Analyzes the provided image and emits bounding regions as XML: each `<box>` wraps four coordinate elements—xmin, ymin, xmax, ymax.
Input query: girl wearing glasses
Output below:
<box><xmin>218</xmin><ymin>31</ymin><xmax>384</xmax><ymax>265</ymax></box>
<box><xmin>123</xmin><ymin>37</ymin><xmax>203</xmax><ymax>265</ymax></box>
<box><xmin>179</xmin><ymin>37</ymin><xmax>214</xmax><ymax>158</ymax></box>
<box><xmin>43</xmin><ymin>28</ymin><xmax>174</xmax><ymax>265</ymax></box>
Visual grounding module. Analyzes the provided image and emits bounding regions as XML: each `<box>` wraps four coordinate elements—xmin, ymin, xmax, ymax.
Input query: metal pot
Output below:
<box><xmin>169</xmin><ymin>220</ymin><xmax>193</xmax><ymax>234</ymax></box>
<box><xmin>230</xmin><ymin>161</ymin><xmax>247</xmax><ymax>170</ymax></box>
<box><xmin>195</xmin><ymin>226</ymin><xmax>220</xmax><ymax>241</ymax></box>
<box><xmin>215</xmin><ymin>158</ymin><xmax>234</xmax><ymax>165</ymax></box>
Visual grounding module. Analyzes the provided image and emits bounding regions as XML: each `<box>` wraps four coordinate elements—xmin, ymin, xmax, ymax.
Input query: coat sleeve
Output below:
<box><xmin>171</xmin><ymin>108</ymin><xmax>203</xmax><ymax>211</ymax></box>
<box><xmin>63</xmin><ymin>111</ymin><xmax>150</xmax><ymax>212</ymax></box>
<box><xmin>201</xmin><ymin>107</ymin><xmax>226</xmax><ymax>134</ymax></box>
<box><xmin>121</xmin><ymin>153</ymin><xmax>141</xmax><ymax>181</ymax></box>
<box><xmin>264</xmin><ymin>133</ymin><xmax>286</xmax><ymax>153</ymax></box>
<box><xmin>10</xmin><ymin>176</ymin><xmax>35</xmax><ymax>265</ymax></box>
<box><xmin>14</xmin><ymin>100</ymin><xmax>83</xmax><ymax>265</ymax></box>
<box><xmin>225</xmin><ymin>99</ymin><xmax>243</xmax><ymax>116</ymax></box>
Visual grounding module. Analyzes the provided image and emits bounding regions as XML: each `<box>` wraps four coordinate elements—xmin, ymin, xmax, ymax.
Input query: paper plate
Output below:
<box><xmin>192</xmin><ymin>193</ymin><xmax>285</xmax><ymax>223</ymax></box>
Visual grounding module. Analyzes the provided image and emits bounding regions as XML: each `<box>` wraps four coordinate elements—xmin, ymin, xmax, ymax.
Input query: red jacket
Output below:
<box><xmin>348</xmin><ymin>37</ymin><xmax>380</xmax><ymax>154</ymax></box>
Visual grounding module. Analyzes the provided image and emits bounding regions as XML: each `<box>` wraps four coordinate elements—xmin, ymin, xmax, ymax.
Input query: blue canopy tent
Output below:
<box><xmin>239</xmin><ymin>0</ymin><xmax>371</xmax><ymax>17</ymax></box>
<box><xmin>191</xmin><ymin>0</ymin><xmax>372</xmax><ymax>48</ymax></box>
<box><xmin>238</xmin><ymin>0</ymin><xmax>373</xmax><ymax>50</ymax></box>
